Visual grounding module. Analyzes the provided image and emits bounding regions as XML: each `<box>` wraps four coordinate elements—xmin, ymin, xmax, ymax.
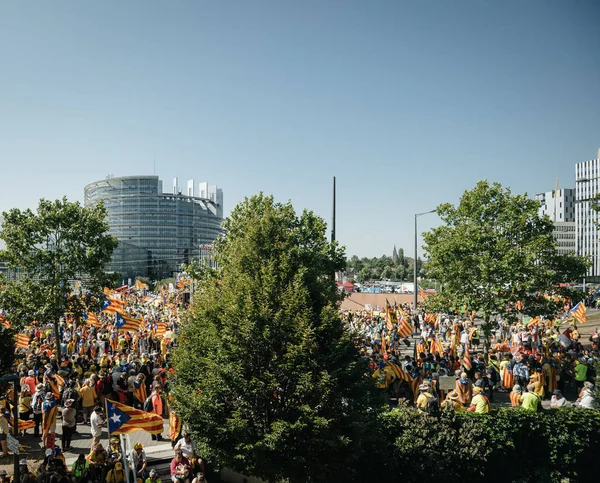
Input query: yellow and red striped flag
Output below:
<box><xmin>570</xmin><ymin>302</ymin><xmax>588</xmax><ymax>324</ymax></box>
<box><xmin>42</xmin><ymin>403</ymin><xmax>58</xmax><ymax>438</ymax></box>
<box><xmin>397</xmin><ymin>314</ymin><xmax>414</xmax><ymax>339</ymax></box>
<box><xmin>430</xmin><ymin>338</ymin><xmax>444</xmax><ymax>355</ymax></box>
<box><xmin>102</xmin><ymin>296</ymin><xmax>125</xmax><ymax>315</ymax></box>
<box><xmin>419</xmin><ymin>286</ymin><xmax>427</xmax><ymax>300</ymax></box>
<box><xmin>106</xmin><ymin>400</ymin><xmax>163</xmax><ymax>435</ymax></box>
<box><xmin>115</xmin><ymin>312</ymin><xmax>142</xmax><ymax>332</ymax></box>
<box><xmin>0</xmin><ymin>316</ymin><xmax>10</xmax><ymax>329</ymax></box>
<box><xmin>15</xmin><ymin>333</ymin><xmax>30</xmax><ymax>349</ymax></box>
<box><xmin>132</xmin><ymin>380</ymin><xmax>147</xmax><ymax>405</ymax></box>
<box><xmin>155</xmin><ymin>322</ymin><xmax>167</xmax><ymax>338</ymax></box>
<box><xmin>463</xmin><ymin>344</ymin><xmax>472</xmax><ymax>371</ymax></box>
<box><xmin>85</xmin><ymin>312</ymin><xmax>102</xmax><ymax>328</ymax></box>
<box><xmin>135</xmin><ymin>280</ymin><xmax>148</xmax><ymax>290</ymax></box>
<box><xmin>385</xmin><ymin>299</ymin><xmax>397</xmax><ymax>332</ymax></box>
<box><xmin>386</xmin><ymin>362</ymin><xmax>411</xmax><ymax>382</ymax></box>
<box><xmin>169</xmin><ymin>410</ymin><xmax>182</xmax><ymax>442</ymax></box>
<box><xmin>9</xmin><ymin>416</ymin><xmax>35</xmax><ymax>433</ymax></box>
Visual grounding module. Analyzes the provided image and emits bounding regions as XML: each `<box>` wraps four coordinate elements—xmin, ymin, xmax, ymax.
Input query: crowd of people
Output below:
<box><xmin>1</xmin><ymin>286</ymin><xmax>210</xmax><ymax>483</ymax></box>
<box><xmin>343</xmin><ymin>301</ymin><xmax>599</xmax><ymax>414</ymax></box>
<box><xmin>1</xmin><ymin>286</ymin><xmax>599</xmax><ymax>482</ymax></box>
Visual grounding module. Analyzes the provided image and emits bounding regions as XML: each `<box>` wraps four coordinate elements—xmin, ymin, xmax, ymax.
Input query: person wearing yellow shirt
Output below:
<box><xmin>529</xmin><ymin>374</ymin><xmax>545</xmax><ymax>399</ymax></box>
<box><xmin>79</xmin><ymin>380</ymin><xmax>97</xmax><ymax>425</ymax></box>
<box><xmin>19</xmin><ymin>386</ymin><xmax>33</xmax><ymax>436</ymax></box>
<box><xmin>416</xmin><ymin>384</ymin><xmax>435</xmax><ymax>413</ymax></box>
<box><xmin>466</xmin><ymin>386</ymin><xmax>490</xmax><ymax>414</ymax></box>
<box><xmin>520</xmin><ymin>384</ymin><xmax>542</xmax><ymax>411</ymax></box>
<box><xmin>574</xmin><ymin>359</ymin><xmax>588</xmax><ymax>391</ymax></box>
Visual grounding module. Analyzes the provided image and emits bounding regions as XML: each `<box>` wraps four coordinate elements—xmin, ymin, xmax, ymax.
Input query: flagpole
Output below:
<box><xmin>121</xmin><ymin>433</ymin><xmax>131</xmax><ymax>483</ymax></box>
<box><xmin>105</xmin><ymin>398</ymin><xmax>111</xmax><ymax>442</ymax></box>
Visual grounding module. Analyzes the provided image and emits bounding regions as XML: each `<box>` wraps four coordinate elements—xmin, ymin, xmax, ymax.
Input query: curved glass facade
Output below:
<box><xmin>84</xmin><ymin>176</ymin><xmax>223</xmax><ymax>279</ymax></box>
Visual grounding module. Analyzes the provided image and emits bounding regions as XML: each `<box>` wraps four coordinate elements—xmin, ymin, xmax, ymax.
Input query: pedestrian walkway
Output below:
<box><xmin>0</xmin><ymin>418</ymin><xmax>174</xmax><ymax>473</ymax></box>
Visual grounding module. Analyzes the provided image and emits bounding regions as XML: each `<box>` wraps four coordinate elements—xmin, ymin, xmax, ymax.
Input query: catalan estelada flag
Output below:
<box><xmin>115</xmin><ymin>312</ymin><xmax>142</xmax><ymax>332</ymax></box>
<box><xmin>570</xmin><ymin>302</ymin><xmax>588</xmax><ymax>323</ymax></box>
<box><xmin>463</xmin><ymin>343</ymin><xmax>472</xmax><ymax>371</ymax></box>
<box><xmin>42</xmin><ymin>401</ymin><xmax>58</xmax><ymax>438</ymax></box>
<box><xmin>397</xmin><ymin>312</ymin><xmax>414</xmax><ymax>339</ymax></box>
<box><xmin>102</xmin><ymin>296</ymin><xmax>125</xmax><ymax>315</ymax></box>
<box><xmin>106</xmin><ymin>400</ymin><xmax>163</xmax><ymax>435</ymax></box>
<box><xmin>132</xmin><ymin>380</ymin><xmax>147</xmax><ymax>405</ymax></box>
<box><xmin>15</xmin><ymin>333</ymin><xmax>30</xmax><ymax>349</ymax></box>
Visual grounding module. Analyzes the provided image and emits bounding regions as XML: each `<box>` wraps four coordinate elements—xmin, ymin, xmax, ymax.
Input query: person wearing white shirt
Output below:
<box><xmin>550</xmin><ymin>390</ymin><xmax>568</xmax><ymax>408</ymax></box>
<box><xmin>174</xmin><ymin>433</ymin><xmax>196</xmax><ymax>460</ymax></box>
<box><xmin>90</xmin><ymin>407</ymin><xmax>104</xmax><ymax>448</ymax></box>
<box><xmin>576</xmin><ymin>382</ymin><xmax>596</xmax><ymax>409</ymax></box>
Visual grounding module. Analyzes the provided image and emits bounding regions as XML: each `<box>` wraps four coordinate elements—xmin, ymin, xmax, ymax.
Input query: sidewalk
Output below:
<box><xmin>0</xmin><ymin>419</ymin><xmax>175</xmax><ymax>474</ymax></box>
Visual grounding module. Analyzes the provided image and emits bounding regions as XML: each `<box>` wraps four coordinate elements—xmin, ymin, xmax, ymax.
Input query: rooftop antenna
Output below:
<box><xmin>153</xmin><ymin>157</ymin><xmax>156</xmax><ymax>175</ymax></box>
<box><xmin>331</xmin><ymin>176</ymin><xmax>336</xmax><ymax>244</ymax></box>
<box><xmin>554</xmin><ymin>177</ymin><xmax>558</xmax><ymax>222</ymax></box>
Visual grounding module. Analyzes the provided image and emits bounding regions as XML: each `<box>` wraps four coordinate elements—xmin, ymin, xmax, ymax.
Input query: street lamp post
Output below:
<box><xmin>414</xmin><ymin>210</ymin><xmax>436</xmax><ymax>310</ymax></box>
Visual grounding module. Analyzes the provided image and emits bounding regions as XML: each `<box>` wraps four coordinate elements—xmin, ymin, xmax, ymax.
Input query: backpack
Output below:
<box><xmin>143</xmin><ymin>396</ymin><xmax>153</xmax><ymax>413</ymax></box>
<box><xmin>423</xmin><ymin>394</ymin><xmax>440</xmax><ymax>415</ymax></box>
<box><xmin>33</xmin><ymin>393</ymin><xmax>43</xmax><ymax>413</ymax></box>
<box><xmin>102</xmin><ymin>375</ymin><xmax>113</xmax><ymax>395</ymax></box>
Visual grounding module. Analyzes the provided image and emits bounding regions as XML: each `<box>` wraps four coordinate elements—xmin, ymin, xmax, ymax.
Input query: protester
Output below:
<box><xmin>550</xmin><ymin>389</ymin><xmax>567</xmax><ymax>408</ymax></box>
<box><xmin>90</xmin><ymin>406</ymin><xmax>105</xmax><ymax>449</ymax></box>
<box><xmin>575</xmin><ymin>381</ymin><xmax>596</xmax><ymax>409</ymax></box>
<box><xmin>520</xmin><ymin>384</ymin><xmax>542</xmax><ymax>411</ymax></box>
<box><xmin>170</xmin><ymin>450</ymin><xmax>192</xmax><ymax>483</ymax></box>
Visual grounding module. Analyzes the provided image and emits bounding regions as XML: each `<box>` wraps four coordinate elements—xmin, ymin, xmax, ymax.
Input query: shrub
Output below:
<box><xmin>375</xmin><ymin>406</ymin><xmax>600</xmax><ymax>483</ymax></box>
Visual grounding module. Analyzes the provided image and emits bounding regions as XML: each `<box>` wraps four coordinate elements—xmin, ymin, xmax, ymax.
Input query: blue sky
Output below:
<box><xmin>1</xmin><ymin>0</ymin><xmax>599</xmax><ymax>258</ymax></box>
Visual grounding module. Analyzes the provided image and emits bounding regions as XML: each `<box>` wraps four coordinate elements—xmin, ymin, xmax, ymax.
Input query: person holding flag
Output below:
<box><xmin>570</xmin><ymin>301</ymin><xmax>588</xmax><ymax>324</ymax></box>
<box><xmin>42</xmin><ymin>392</ymin><xmax>58</xmax><ymax>448</ymax></box>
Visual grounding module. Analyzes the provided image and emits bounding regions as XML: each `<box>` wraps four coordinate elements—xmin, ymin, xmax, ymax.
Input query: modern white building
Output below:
<box><xmin>575</xmin><ymin>150</ymin><xmax>600</xmax><ymax>278</ymax></box>
<box><xmin>535</xmin><ymin>189</ymin><xmax>576</xmax><ymax>255</ymax></box>
<box><xmin>536</xmin><ymin>189</ymin><xmax>575</xmax><ymax>222</ymax></box>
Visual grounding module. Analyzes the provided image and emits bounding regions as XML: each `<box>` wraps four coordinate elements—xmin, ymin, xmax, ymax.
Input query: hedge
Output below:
<box><xmin>367</xmin><ymin>406</ymin><xmax>600</xmax><ymax>483</ymax></box>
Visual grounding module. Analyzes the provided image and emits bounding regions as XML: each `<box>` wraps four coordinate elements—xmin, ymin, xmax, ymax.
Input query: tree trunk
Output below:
<box><xmin>54</xmin><ymin>318</ymin><xmax>62</xmax><ymax>361</ymax></box>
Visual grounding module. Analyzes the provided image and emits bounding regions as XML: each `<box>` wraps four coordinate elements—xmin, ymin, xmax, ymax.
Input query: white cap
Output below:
<box><xmin>19</xmin><ymin>459</ymin><xmax>27</xmax><ymax>466</ymax></box>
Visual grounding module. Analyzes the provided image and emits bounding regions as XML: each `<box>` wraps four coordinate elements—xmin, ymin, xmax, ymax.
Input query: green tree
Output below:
<box><xmin>0</xmin><ymin>197</ymin><xmax>118</xmax><ymax>359</ymax></box>
<box><xmin>422</xmin><ymin>181</ymin><xmax>588</xmax><ymax>347</ymax></box>
<box><xmin>0</xmin><ymin>325</ymin><xmax>16</xmax><ymax>376</ymax></box>
<box><xmin>358</xmin><ymin>266</ymin><xmax>372</xmax><ymax>282</ymax></box>
<box><xmin>173</xmin><ymin>194</ymin><xmax>381</xmax><ymax>483</ymax></box>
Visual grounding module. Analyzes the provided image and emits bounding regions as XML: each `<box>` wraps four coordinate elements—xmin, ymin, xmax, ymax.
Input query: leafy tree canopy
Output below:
<box><xmin>0</xmin><ymin>197</ymin><xmax>118</xmax><ymax>358</ymax></box>
<box><xmin>347</xmin><ymin>249</ymin><xmax>422</xmax><ymax>282</ymax></box>
<box><xmin>173</xmin><ymin>194</ymin><xmax>381</xmax><ymax>483</ymax></box>
<box><xmin>422</xmin><ymin>181</ymin><xmax>589</xmax><ymax>328</ymax></box>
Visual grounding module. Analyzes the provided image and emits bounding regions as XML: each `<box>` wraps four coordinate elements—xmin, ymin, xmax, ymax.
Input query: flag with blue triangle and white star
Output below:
<box><xmin>106</xmin><ymin>399</ymin><xmax>163</xmax><ymax>435</ymax></box>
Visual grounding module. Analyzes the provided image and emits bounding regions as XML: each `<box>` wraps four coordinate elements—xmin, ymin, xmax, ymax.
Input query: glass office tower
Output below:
<box><xmin>84</xmin><ymin>176</ymin><xmax>223</xmax><ymax>280</ymax></box>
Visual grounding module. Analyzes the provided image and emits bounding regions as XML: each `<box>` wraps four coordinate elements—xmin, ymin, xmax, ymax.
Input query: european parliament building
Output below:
<box><xmin>84</xmin><ymin>175</ymin><xmax>223</xmax><ymax>280</ymax></box>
